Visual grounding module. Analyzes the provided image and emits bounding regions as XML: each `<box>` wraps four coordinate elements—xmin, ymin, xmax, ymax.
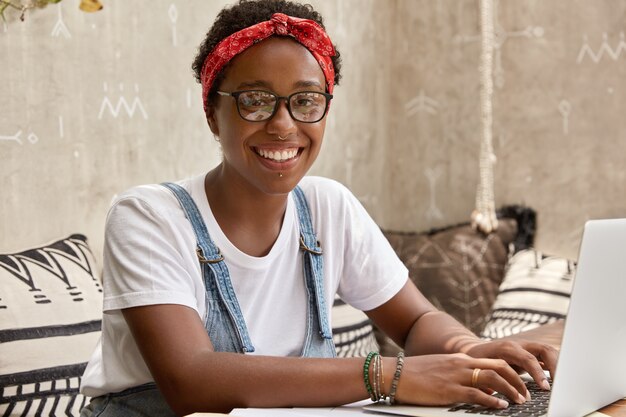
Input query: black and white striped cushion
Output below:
<box><xmin>331</xmin><ymin>297</ymin><xmax>379</xmax><ymax>358</ymax></box>
<box><xmin>0</xmin><ymin>235</ymin><xmax>102</xmax><ymax>416</ymax></box>
<box><xmin>481</xmin><ymin>249</ymin><xmax>575</xmax><ymax>339</ymax></box>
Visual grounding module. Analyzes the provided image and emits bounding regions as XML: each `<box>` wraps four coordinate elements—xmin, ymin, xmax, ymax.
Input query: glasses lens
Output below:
<box><xmin>289</xmin><ymin>92</ymin><xmax>327</xmax><ymax>122</ymax></box>
<box><xmin>237</xmin><ymin>91</ymin><xmax>276</xmax><ymax>121</ymax></box>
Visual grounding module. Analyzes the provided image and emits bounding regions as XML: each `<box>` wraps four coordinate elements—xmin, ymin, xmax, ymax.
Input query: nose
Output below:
<box><xmin>266</xmin><ymin>99</ymin><xmax>297</xmax><ymax>138</ymax></box>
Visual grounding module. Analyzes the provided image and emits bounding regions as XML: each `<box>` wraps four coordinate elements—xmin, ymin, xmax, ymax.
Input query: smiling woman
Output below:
<box><xmin>77</xmin><ymin>1</ymin><xmax>558</xmax><ymax>416</ymax></box>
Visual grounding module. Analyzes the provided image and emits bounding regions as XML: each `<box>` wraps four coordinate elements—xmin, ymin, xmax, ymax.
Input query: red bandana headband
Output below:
<box><xmin>200</xmin><ymin>12</ymin><xmax>336</xmax><ymax>112</ymax></box>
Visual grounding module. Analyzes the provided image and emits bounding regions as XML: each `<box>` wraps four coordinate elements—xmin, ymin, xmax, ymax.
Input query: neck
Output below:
<box><xmin>204</xmin><ymin>164</ymin><xmax>290</xmax><ymax>257</ymax></box>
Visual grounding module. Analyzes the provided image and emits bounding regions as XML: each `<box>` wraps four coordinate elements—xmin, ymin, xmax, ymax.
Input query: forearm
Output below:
<box><xmin>403</xmin><ymin>311</ymin><xmax>485</xmax><ymax>356</ymax></box>
<box><xmin>159</xmin><ymin>351</ymin><xmax>378</xmax><ymax>415</ymax></box>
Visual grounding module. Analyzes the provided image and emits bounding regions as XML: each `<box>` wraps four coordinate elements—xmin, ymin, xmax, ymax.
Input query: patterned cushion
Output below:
<box><xmin>384</xmin><ymin>219</ymin><xmax>518</xmax><ymax>335</ymax></box>
<box><xmin>331</xmin><ymin>296</ymin><xmax>378</xmax><ymax>357</ymax></box>
<box><xmin>0</xmin><ymin>234</ymin><xmax>102</xmax><ymax>416</ymax></box>
<box><xmin>481</xmin><ymin>249</ymin><xmax>575</xmax><ymax>339</ymax></box>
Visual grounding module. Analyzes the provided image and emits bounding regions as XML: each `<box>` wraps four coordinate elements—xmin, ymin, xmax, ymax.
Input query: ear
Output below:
<box><xmin>205</xmin><ymin>106</ymin><xmax>220</xmax><ymax>136</ymax></box>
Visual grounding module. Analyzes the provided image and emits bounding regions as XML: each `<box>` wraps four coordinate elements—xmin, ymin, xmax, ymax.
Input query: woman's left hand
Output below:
<box><xmin>464</xmin><ymin>339</ymin><xmax>558</xmax><ymax>391</ymax></box>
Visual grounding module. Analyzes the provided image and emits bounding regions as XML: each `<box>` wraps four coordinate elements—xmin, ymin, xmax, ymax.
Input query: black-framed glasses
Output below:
<box><xmin>217</xmin><ymin>90</ymin><xmax>333</xmax><ymax>123</ymax></box>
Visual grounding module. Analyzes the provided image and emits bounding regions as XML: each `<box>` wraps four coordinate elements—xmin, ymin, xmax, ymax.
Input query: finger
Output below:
<box><xmin>470</xmin><ymin>358</ymin><xmax>528</xmax><ymax>398</ymax></box>
<box><xmin>526</xmin><ymin>343</ymin><xmax>559</xmax><ymax>381</ymax></box>
<box><xmin>519</xmin><ymin>343</ymin><xmax>558</xmax><ymax>389</ymax></box>
<box><xmin>472</xmin><ymin>368</ymin><xmax>527</xmax><ymax>405</ymax></box>
<box><xmin>456</xmin><ymin>386</ymin><xmax>509</xmax><ymax>410</ymax></box>
<box><xmin>490</xmin><ymin>342</ymin><xmax>551</xmax><ymax>391</ymax></box>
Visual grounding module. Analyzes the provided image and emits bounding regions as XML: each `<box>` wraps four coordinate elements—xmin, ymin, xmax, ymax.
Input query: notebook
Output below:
<box><xmin>364</xmin><ymin>218</ymin><xmax>626</xmax><ymax>417</ymax></box>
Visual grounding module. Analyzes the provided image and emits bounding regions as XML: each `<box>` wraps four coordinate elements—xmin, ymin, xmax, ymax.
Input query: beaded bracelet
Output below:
<box><xmin>378</xmin><ymin>354</ymin><xmax>386</xmax><ymax>401</ymax></box>
<box><xmin>389</xmin><ymin>351</ymin><xmax>405</xmax><ymax>405</ymax></box>
<box><xmin>373</xmin><ymin>353</ymin><xmax>382</xmax><ymax>401</ymax></box>
<box><xmin>363</xmin><ymin>351</ymin><xmax>378</xmax><ymax>401</ymax></box>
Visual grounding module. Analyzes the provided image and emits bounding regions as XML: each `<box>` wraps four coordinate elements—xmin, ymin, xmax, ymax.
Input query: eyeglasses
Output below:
<box><xmin>217</xmin><ymin>90</ymin><xmax>333</xmax><ymax>123</ymax></box>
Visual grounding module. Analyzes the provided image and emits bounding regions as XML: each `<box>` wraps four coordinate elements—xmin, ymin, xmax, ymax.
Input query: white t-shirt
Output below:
<box><xmin>81</xmin><ymin>175</ymin><xmax>408</xmax><ymax>397</ymax></box>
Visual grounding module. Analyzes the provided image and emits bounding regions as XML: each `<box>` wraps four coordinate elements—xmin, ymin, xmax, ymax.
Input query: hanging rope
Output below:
<box><xmin>471</xmin><ymin>0</ymin><xmax>498</xmax><ymax>234</ymax></box>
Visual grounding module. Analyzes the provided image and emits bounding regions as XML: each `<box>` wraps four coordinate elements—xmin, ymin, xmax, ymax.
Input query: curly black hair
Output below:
<box><xmin>191</xmin><ymin>0</ymin><xmax>342</xmax><ymax>108</ymax></box>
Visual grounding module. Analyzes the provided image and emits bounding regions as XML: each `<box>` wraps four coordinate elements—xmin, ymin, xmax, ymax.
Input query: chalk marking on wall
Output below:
<box><xmin>0</xmin><ymin>130</ymin><xmax>23</xmax><ymax>145</ymax></box>
<box><xmin>58</xmin><ymin>116</ymin><xmax>64</xmax><ymax>138</ymax></box>
<box><xmin>454</xmin><ymin>0</ymin><xmax>543</xmax><ymax>88</ymax></box>
<box><xmin>186</xmin><ymin>88</ymin><xmax>192</xmax><ymax>108</ymax></box>
<box><xmin>425</xmin><ymin>167</ymin><xmax>444</xmax><ymax>220</ymax></box>
<box><xmin>1</xmin><ymin>130</ymin><xmax>40</xmax><ymax>145</ymax></box>
<box><xmin>168</xmin><ymin>4</ymin><xmax>179</xmax><ymax>47</ymax></box>
<box><xmin>98</xmin><ymin>82</ymin><xmax>149</xmax><ymax>120</ymax></box>
<box><xmin>334</xmin><ymin>1</ymin><xmax>346</xmax><ymax>38</ymax></box>
<box><xmin>405</xmin><ymin>90</ymin><xmax>439</xmax><ymax>116</ymax></box>
<box><xmin>577</xmin><ymin>32</ymin><xmax>626</xmax><ymax>64</ymax></box>
<box><xmin>27</xmin><ymin>132</ymin><xmax>39</xmax><ymax>144</ymax></box>
<box><xmin>3</xmin><ymin>21</ymin><xmax>7</xmax><ymax>33</ymax></box>
<box><xmin>497</xmin><ymin>133</ymin><xmax>511</xmax><ymax>149</ymax></box>
<box><xmin>558</xmin><ymin>100</ymin><xmax>571</xmax><ymax>135</ymax></box>
<box><xmin>345</xmin><ymin>144</ymin><xmax>354</xmax><ymax>187</ymax></box>
<box><xmin>51</xmin><ymin>4</ymin><xmax>71</xmax><ymax>39</ymax></box>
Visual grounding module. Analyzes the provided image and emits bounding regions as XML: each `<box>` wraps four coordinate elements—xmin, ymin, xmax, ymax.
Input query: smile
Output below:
<box><xmin>255</xmin><ymin>148</ymin><xmax>299</xmax><ymax>162</ymax></box>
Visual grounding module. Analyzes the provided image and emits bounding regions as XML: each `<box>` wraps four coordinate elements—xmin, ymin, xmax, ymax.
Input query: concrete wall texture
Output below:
<box><xmin>1</xmin><ymin>0</ymin><xmax>625</xmax><ymax>262</ymax></box>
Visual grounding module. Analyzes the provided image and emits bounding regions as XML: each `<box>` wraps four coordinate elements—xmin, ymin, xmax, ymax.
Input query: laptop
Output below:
<box><xmin>364</xmin><ymin>219</ymin><xmax>626</xmax><ymax>417</ymax></box>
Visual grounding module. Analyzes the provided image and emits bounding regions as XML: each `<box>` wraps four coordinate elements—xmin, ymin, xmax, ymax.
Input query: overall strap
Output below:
<box><xmin>292</xmin><ymin>186</ymin><xmax>333</xmax><ymax>340</ymax></box>
<box><xmin>161</xmin><ymin>182</ymin><xmax>255</xmax><ymax>352</ymax></box>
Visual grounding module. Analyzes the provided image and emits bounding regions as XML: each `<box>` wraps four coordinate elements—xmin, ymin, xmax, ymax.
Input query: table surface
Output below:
<box><xmin>506</xmin><ymin>321</ymin><xmax>626</xmax><ymax>417</ymax></box>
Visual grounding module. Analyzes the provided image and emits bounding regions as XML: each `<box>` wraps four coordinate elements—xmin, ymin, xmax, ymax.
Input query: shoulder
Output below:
<box><xmin>296</xmin><ymin>176</ymin><xmax>353</xmax><ymax>205</ymax></box>
<box><xmin>295</xmin><ymin>176</ymin><xmax>367</xmax><ymax>224</ymax></box>
<box><xmin>106</xmin><ymin>176</ymin><xmax>199</xmax><ymax>227</ymax></box>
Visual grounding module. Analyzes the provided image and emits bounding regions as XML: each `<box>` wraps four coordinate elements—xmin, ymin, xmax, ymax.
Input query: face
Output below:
<box><xmin>206</xmin><ymin>37</ymin><xmax>329</xmax><ymax>196</ymax></box>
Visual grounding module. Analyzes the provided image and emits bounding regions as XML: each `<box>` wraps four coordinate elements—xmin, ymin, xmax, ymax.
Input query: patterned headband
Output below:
<box><xmin>200</xmin><ymin>12</ymin><xmax>336</xmax><ymax>112</ymax></box>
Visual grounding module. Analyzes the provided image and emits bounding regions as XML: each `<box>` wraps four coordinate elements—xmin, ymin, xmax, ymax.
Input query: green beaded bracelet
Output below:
<box><xmin>363</xmin><ymin>351</ymin><xmax>378</xmax><ymax>401</ymax></box>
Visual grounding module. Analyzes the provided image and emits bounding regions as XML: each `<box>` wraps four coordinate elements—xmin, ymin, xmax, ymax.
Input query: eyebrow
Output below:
<box><xmin>235</xmin><ymin>79</ymin><xmax>324</xmax><ymax>90</ymax></box>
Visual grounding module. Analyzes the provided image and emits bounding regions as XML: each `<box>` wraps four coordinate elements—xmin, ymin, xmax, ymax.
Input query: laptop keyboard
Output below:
<box><xmin>447</xmin><ymin>381</ymin><xmax>552</xmax><ymax>416</ymax></box>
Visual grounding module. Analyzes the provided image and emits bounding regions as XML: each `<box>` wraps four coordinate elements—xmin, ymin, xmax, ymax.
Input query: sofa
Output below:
<box><xmin>0</xmin><ymin>206</ymin><xmax>576</xmax><ymax>416</ymax></box>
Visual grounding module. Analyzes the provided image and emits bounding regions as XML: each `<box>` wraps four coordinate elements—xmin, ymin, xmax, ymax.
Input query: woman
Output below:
<box><xmin>80</xmin><ymin>0</ymin><xmax>557</xmax><ymax>415</ymax></box>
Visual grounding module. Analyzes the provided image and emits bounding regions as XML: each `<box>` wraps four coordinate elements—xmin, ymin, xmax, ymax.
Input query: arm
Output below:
<box><xmin>364</xmin><ymin>279</ymin><xmax>479</xmax><ymax>356</ymax></box>
<box><xmin>366</xmin><ymin>280</ymin><xmax>558</xmax><ymax>398</ymax></box>
<box><xmin>124</xmin><ymin>301</ymin><xmax>522</xmax><ymax>414</ymax></box>
<box><xmin>123</xmin><ymin>304</ymin><xmax>370</xmax><ymax>415</ymax></box>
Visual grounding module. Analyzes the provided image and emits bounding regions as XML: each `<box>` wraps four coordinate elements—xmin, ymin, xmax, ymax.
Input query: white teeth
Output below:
<box><xmin>257</xmin><ymin>148</ymin><xmax>298</xmax><ymax>162</ymax></box>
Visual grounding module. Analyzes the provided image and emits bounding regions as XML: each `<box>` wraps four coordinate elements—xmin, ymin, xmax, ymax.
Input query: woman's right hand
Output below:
<box><xmin>392</xmin><ymin>353</ymin><xmax>530</xmax><ymax>409</ymax></box>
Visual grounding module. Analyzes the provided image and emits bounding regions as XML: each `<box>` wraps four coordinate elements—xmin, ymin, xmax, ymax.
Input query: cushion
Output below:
<box><xmin>331</xmin><ymin>296</ymin><xmax>378</xmax><ymax>357</ymax></box>
<box><xmin>481</xmin><ymin>249</ymin><xmax>576</xmax><ymax>339</ymax></box>
<box><xmin>0</xmin><ymin>234</ymin><xmax>102</xmax><ymax>416</ymax></box>
<box><xmin>384</xmin><ymin>218</ymin><xmax>518</xmax><ymax>336</ymax></box>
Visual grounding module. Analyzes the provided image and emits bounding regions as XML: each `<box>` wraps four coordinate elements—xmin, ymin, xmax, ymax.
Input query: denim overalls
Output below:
<box><xmin>80</xmin><ymin>183</ymin><xmax>336</xmax><ymax>417</ymax></box>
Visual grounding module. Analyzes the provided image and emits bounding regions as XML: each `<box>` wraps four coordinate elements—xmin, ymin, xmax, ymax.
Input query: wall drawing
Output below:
<box><xmin>0</xmin><ymin>130</ymin><xmax>39</xmax><ymax>145</ymax></box>
<box><xmin>558</xmin><ymin>100</ymin><xmax>572</xmax><ymax>135</ymax></box>
<box><xmin>51</xmin><ymin>4</ymin><xmax>71</xmax><ymax>39</ymax></box>
<box><xmin>168</xmin><ymin>4</ymin><xmax>178</xmax><ymax>47</ymax></box>
<box><xmin>405</xmin><ymin>90</ymin><xmax>440</xmax><ymax>116</ymax></box>
<box><xmin>577</xmin><ymin>33</ymin><xmax>626</xmax><ymax>64</ymax></box>
<box><xmin>58</xmin><ymin>116</ymin><xmax>64</xmax><ymax>138</ymax></box>
<box><xmin>425</xmin><ymin>167</ymin><xmax>444</xmax><ymax>221</ymax></box>
<box><xmin>98</xmin><ymin>83</ymin><xmax>149</xmax><ymax>120</ymax></box>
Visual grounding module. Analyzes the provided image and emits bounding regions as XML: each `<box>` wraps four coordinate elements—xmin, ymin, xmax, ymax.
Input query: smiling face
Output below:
<box><xmin>206</xmin><ymin>37</ymin><xmax>329</xmax><ymax>196</ymax></box>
